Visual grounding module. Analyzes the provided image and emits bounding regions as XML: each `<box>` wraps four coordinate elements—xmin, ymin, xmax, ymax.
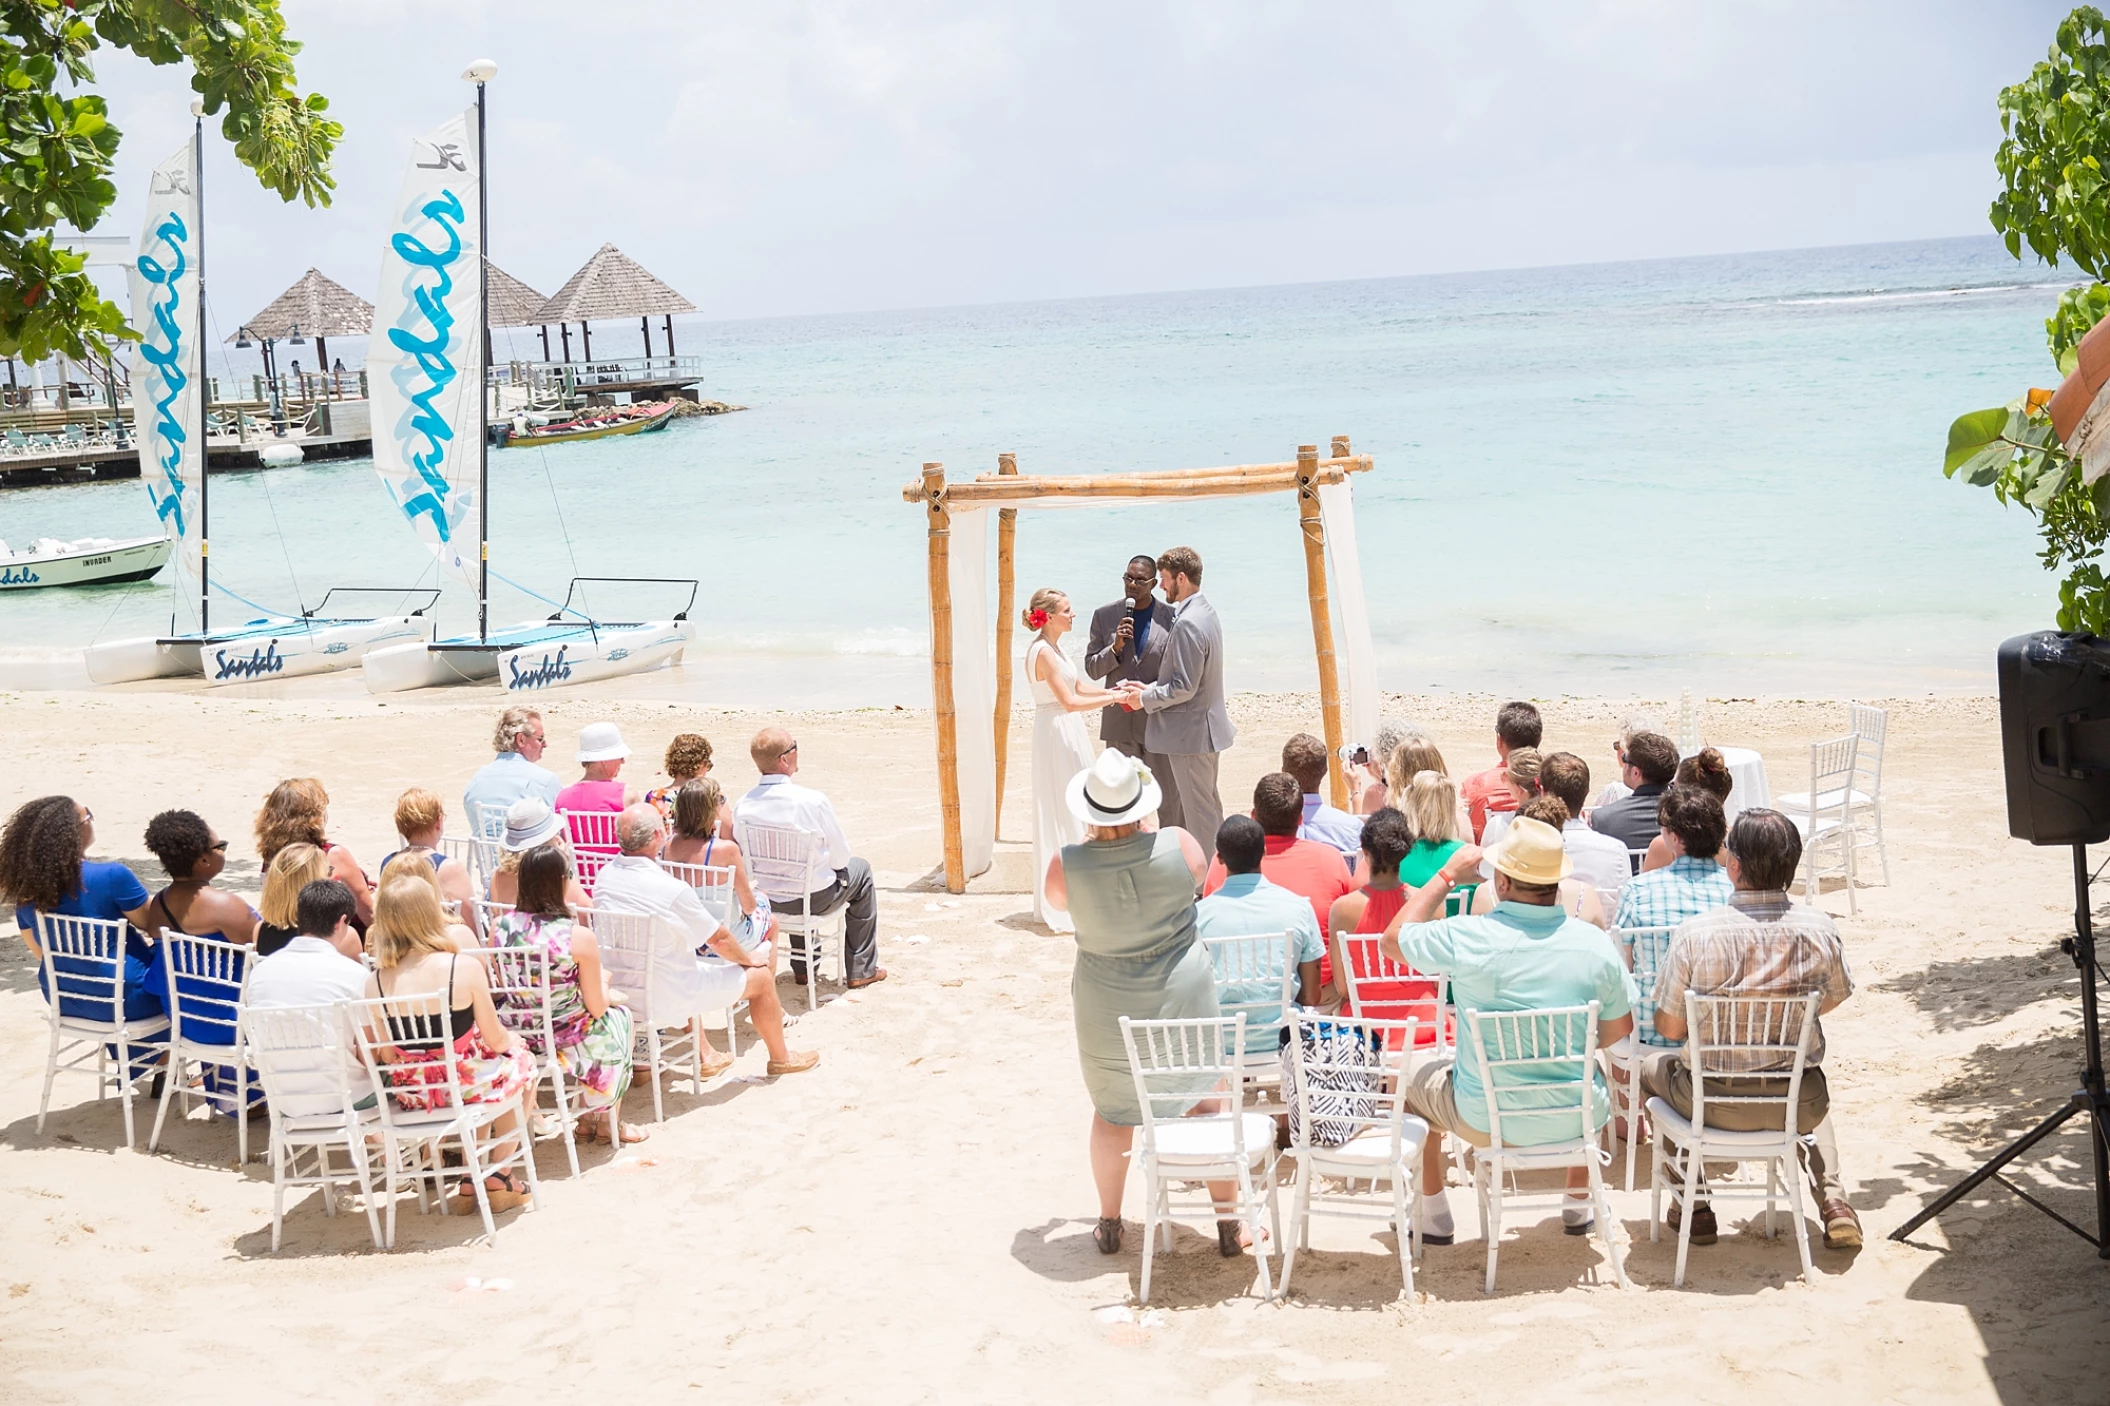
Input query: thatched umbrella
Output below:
<box><xmin>230</xmin><ymin>269</ymin><xmax>373</xmax><ymax>391</ymax></box>
<box><xmin>534</xmin><ymin>243</ymin><xmax>695</xmax><ymax>362</ymax></box>
<box><xmin>486</xmin><ymin>260</ymin><xmax>555</xmax><ymax>360</ymax></box>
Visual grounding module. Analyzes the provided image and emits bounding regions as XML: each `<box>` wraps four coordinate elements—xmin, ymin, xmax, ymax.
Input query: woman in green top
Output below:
<box><xmin>1046</xmin><ymin>751</ymin><xmax>1241</xmax><ymax>1259</ymax></box>
<box><xmin>1398</xmin><ymin>769</ymin><xmax>1476</xmax><ymax>909</ymax></box>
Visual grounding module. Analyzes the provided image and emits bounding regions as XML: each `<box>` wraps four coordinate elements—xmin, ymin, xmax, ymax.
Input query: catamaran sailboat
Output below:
<box><xmin>83</xmin><ymin>114</ymin><xmax>434</xmax><ymax>687</ymax></box>
<box><xmin>359</xmin><ymin>61</ymin><xmax>694</xmax><ymax>696</ymax></box>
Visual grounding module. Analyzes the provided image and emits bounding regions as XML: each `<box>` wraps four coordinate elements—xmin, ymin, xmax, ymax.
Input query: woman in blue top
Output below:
<box><xmin>0</xmin><ymin>795</ymin><xmax>163</xmax><ymax>1023</ymax></box>
<box><xmin>140</xmin><ymin>811</ymin><xmax>263</xmax><ymax>1111</ymax></box>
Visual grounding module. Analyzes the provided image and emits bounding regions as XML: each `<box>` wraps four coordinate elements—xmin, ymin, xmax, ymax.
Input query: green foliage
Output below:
<box><xmin>0</xmin><ymin>0</ymin><xmax>340</xmax><ymax>363</ymax></box>
<box><xmin>1992</xmin><ymin>6</ymin><xmax>2110</xmax><ymax>279</ymax></box>
<box><xmin>2049</xmin><ymin>280</ymin><xmax>2110</xmax><ymax>372</ymax></box>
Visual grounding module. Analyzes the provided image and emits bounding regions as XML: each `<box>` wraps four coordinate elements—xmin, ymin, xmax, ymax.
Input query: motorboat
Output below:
<box><xmin>0</xmin><ymin>535</ymin><xmax>170</xmax><ymax>590</ymax></box>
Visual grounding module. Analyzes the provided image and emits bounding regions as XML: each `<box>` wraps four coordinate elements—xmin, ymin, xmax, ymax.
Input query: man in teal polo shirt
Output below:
<box><xmin>1382</xmin><ymin>815</ymin><xmax>1636</xmax><ymax>1245</ymax></box>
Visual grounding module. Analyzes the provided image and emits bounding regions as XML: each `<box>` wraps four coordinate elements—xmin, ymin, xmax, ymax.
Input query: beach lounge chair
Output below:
<box><xmin>1649</xmin><ymin>992</ymin><xmax>1824</xmax><ymax>1287</ymax></box>
<box><xmin>147</xmin><ymin>931</ymin><xmax>256</xmax><ymax>1163</ymax></box>
<box><xmin>1120</xmin><ymin>1014</ymin><xmax>1282</xmax><ymax>1304</ymax></box>
<box><xmin>1465</xmin><ymin>1002</ymin><xmax>1628</xmax><ymax>1293</ymax></box>
<box><xmin>32</xmin><ymin>913</ymin><xmax>172</xmax><ymax>1149</ymax></box>
<box><xmin>1277</xmin><ymin>1011</ymin><xmax>1429</xmax><ymax>1301</ymax></box>
<box><xmin>244</xmin><ymin>1002</ymin><xmax>386</xmax><ymax>1252</ymax></box>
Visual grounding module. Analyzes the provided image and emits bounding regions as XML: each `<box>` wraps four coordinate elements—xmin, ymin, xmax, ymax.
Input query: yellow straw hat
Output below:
<box><xmin>1486</xmin><ymin>815</ymin><xmax>1572</xmax><ymax>886</ymax></box>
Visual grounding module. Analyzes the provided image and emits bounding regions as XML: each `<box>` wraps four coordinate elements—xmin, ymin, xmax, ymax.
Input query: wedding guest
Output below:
<box><xmin>1641</xmin><ymin>748</ymin><xmax>1734</xmax><ymax>872</ymax></box>
<box><xmin>734</xmin><ymin>727</ymin><xmax>884</xmax><ymax>989</ymax></box>
<box><xmin>1460</xmin><ymin>701</ymin><xmax>1543</xmax><ymax>842</ymax></box>
<box><xmin>1084</xmin><ymin>555</ymin><xmax>1180</xmax><ymax>821</ymax></box>
<box><xmin>1385</xmin><ymin>734</ymin><xmax>1473</xmax><ymax>841</ymax></box>
<box><xmin>1282</xmin><ymin>732</ymin><xmax>1361</xmax><ymax>865</ymax></box>
<box><xmin>665</xmin><ymin>777</ymin><xmax>780</xmax><ymax>966</ymax></box>
<box><xmin>489</xmin><ymin>801</ymin><xmax>592</xmax><ymax>913</ymax></box>
<box><xmin>254</xmin><ymin>778</ymin><xmax>373</xmax><ymax>927</ymax></box>
<box><xmin>1616</xmin><ymin>784</ymin><xmax>1735</xmax><ymax>1046</ymax></box>
<box><xmin>1397</xmin><ymin>770</ymin><xmax>1472</xmax><ymax>906</ymax></box>
<box><xmin>1541</xmin><ymin>751</ymin><xmax>1632</xmax><ymax>910</ymax></box>
<box><xmin>1352</xmin><ymin>718</ymin><xmax>1421</xmax><ymax>815</ymax></box>
<box><xmin>1328</xmin><ymin>807</ymin><xmax>1425</xmax><ymax>1014</ymax></box>
<box><xmin>555</xmin><ymin>723</ymin><xmax>637</xmax><ymax>816</ymax></box>
<box><xmin>1195</xmin><ymin>815</ymin><xmax>1322</xmax><ymax>1052</ymax></box>
<box><xmin>1589</xmin><ymin>730</ymin><xmax>1679</xmax><ymax>859</ymax></box>
<box><xmin>1594</xmin><ymin>712</ymin><xmax>1666</xmax><ymax>811</ymax></box>
<box><xmin>141</xmin><ymin>809</ymin><xmax>259</xmax><ymax>946</ymax></box>
<box><xmin>255</xmin><ymin>843</ymin><xmax>331</xmax><ymax>956</ymax></box>
<box><xmin>379</xmin><ymin>851</ymin><xmax>476</xmax><ymax>951</ymax></box>
<box><xmin>645</xmin><ymin>733</ymin><xmax>732</xmax><ymax>838</ymax></box>
<box><xmin>493</xmin><ymin>845</ymin><xmax>641</xmax><ymax>1144</ymax></box>
<box><xmin>462</xmin><ymin>706</ymin><xmax>561</xmax><ymax>838</ymax></box>
<box><xmin>1202</xmin><ymin>773</ymin><xmax>1356</xmax><ymax>944</ymax></box>
<box><xmin>244</xmin><ymin>880</ymin><xmax>370</xmax><ymax>1116</ymax></box>
<box><xmin>1469</xmin><ymin>796</ymin><xmax>1609</xmax><ymax>927</ymax></box>
<box><xmin>2</xmin><ymin>795</ymin><xmax>162</xmax><ymax>1023</ymax></box>
<box><xmin>1475</xmin><ymin>747</ymin><xmax>1545</xmax><ymax>857</ymax></box>
<box><xmin>379</xmin><ymin>788</ymin><xmax>477</xmax><ymax>928</ymax></box>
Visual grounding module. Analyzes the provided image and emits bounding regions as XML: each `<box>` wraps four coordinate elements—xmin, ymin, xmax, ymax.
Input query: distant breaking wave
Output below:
<box><xmin>1776</xmin><ymin>281</ymin><xmax>2077</xmax><ymax>307</ymax></box>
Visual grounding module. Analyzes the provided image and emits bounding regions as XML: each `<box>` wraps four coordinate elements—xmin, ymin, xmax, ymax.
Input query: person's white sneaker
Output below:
<box><xmin>1416</xmin><ymin>1189</ymin><xmax>1455</xmax><ymax>1246</ymax></box>
<box><xmin>1561</xmin><ymin>1191</ymin><xmax>1595</xmax><ymax>1236</ymax></box>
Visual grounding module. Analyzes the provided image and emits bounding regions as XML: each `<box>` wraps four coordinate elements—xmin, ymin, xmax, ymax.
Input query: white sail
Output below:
<box><xmin>369</xmin><ymin>109</ymin><xmax>482</xmax><ymax>588</ymax></box>
<box><xmin>125</xmin><ymin>139</ymin><xmax>203</xmax><ymax>627</ymax></box>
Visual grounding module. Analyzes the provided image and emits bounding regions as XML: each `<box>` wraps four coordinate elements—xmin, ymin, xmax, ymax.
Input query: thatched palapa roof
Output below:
<box><xmin>229</xmin><ymin>268</ymin><xmax>373</xmax><ymax>342</ymax></box>
<box><xmin>486</xmin><ymin>261</ymin><xmax>551</xmax><ymax>329</ymax></box>
<box><xmin>535</xmin><ymin>243</ymin><xmax>694</xmax><ymax>323</ymax></box>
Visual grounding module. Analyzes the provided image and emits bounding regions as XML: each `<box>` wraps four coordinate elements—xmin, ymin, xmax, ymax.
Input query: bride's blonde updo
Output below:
<box><xmin>1022</xmin><ymin>587</ymin><xmax>1066</xmax><ymax>632</ymax></box>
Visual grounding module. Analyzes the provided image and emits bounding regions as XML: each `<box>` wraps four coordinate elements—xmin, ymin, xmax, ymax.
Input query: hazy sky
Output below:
<box><xmin>83</xmin><ymin>0</ymin><xmax>2070</xmax><ymax>326</ymax></box>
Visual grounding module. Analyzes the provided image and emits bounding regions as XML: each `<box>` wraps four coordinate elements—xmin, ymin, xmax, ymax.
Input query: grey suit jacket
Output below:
<box><xmin>1136</xmin><ymin>592</ymin><xmax>1236</xmax><ymax>755</ymax></box>
<box><xmin>1084</xmin><ymin>597</ymin><xmax>1175</xmax><ymax>747</ymax></box>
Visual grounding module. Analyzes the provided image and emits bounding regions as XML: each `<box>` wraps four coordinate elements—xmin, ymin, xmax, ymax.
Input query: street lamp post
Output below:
<box><xmin>235</xmin><ymin>322</ymin><xmax>303</xmax><ymax>436</ymax></box>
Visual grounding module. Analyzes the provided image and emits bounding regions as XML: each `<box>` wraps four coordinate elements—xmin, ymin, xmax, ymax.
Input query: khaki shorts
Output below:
<box><xmin>1401</xmin><ymin>1057</ymin><xmax>1492</xmax><ymax>1149</ymax></box>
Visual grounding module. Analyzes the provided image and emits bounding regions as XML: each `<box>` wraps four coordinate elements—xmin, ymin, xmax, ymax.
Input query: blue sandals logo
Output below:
<box><xmin>135</xmin><ymin>212</ymin><xmax>191</xmax><ymax>536</ymax></box>
<box><xmin>213</xmin><ymin>642</ymin><xmax>284</xmax><ymax>680</ymax></box>
<box><xmin>386</xmin><ymin>185</ymin><xmax>468</xmax><ymax>545</ymax></box>
<box><xmin>0</xmin><ymin>564</ymin><xmax>41</xmax><ymax>586</ymax></box>
<box><xmin>507</xmin><ymin>646</ymin><xmax>572</xmax><ymax>690</ymax></box>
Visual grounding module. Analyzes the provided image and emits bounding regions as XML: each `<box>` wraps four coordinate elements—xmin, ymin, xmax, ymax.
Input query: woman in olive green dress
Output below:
<box><xmin>1044</xmin><ymin>750</ymin><xmax>1236</xmax><ymax>1258</ymax></box>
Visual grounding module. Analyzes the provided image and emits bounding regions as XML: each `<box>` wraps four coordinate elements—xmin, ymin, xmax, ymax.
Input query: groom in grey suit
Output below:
<box><xmin>1116</xmin><ymin>545</ymin><xmax>1235</xmax><ymax>864</ymax></box>
<box><xmin>1084</xmin><ymin>554</ymin><xmax>1182</xmax><ymax>826</ymax></box>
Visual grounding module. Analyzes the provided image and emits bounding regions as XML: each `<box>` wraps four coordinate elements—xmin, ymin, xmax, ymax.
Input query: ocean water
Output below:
<box><xmin>0</xmin><ymin>235</ymin><xmax>2074</xmax><ymax>701</ymax></box>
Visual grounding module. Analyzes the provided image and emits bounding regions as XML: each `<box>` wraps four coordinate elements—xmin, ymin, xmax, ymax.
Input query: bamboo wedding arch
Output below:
<box><xmin>901</xmin><ymin>437</ymin><xmax>1378</xmax><ymax>893</ymax></box>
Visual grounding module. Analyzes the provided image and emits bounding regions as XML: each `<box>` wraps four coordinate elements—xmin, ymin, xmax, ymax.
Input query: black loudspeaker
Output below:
<box><xmin>1999</xmin><ymin>631</ymin><xmax>2110</xmax><ymax>845</ymax></box>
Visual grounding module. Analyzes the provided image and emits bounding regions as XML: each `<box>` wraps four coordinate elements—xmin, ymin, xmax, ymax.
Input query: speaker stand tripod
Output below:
<box><xmin>1892</xmin><ymin>843</ymin><xmax>2110</xmax><ymax>1254</ymax></box>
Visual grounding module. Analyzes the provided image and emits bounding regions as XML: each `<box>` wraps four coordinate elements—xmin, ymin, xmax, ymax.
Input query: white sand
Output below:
<box><xmin>0</xmin><ymin>688</ymin><xmax>2103</xmax><ymax>1403</ymax></box>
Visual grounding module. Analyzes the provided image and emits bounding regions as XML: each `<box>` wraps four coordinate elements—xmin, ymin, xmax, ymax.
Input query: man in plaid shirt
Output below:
<box><xmin>1614</xmin><ymin>786</ymin><xmax>1734</xmax><ymax>1045</ymax></box>
<box><xmin>1642</xmin><ymin>808</ymin><xmax>1860</xmax><ymax>1251</ymax></box>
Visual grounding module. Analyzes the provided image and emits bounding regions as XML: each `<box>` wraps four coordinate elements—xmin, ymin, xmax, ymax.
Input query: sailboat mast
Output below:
<box><xmin>474</xmin><ymin>74</ymin><xmax>490</xmax><ymax>644</ymax></box>
<box><xmin>192</xmin><ymin>106</ymin><xmax>209</xmax><ymax>635</ymax></box>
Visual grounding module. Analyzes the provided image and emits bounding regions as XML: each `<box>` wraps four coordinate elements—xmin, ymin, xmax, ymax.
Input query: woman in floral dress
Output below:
<box><xmin>492</xmin><ymin>843</ymin><xmax>641</xmax><ymax>1144</ymax></box>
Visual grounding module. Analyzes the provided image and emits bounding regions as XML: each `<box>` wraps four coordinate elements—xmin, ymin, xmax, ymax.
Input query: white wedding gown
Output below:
<box><xmin>1027</xmin><ymin>638</ymin><xmax>1097</xmax><ymax>933</ymax></box>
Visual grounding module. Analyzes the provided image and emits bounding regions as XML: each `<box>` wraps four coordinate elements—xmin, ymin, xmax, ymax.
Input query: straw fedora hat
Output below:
<box><xmin>577</xmin><ymin>722</ymin><xmax>630</xmax><ymax>763</ymax></box>
<box><xmin>1066</xmin><ymin>749</ymin><xmax>1163</xmax><ymax>827</ymax></box>
<box><xmin>1485</xmin><ymin>815</ymin><xmax>1572</xmax><ymax>886</ymax></box>
<box><xmin>501</xmin><ymin>798</ymin><xmax>565</xmax><ymax>852</ymax></box>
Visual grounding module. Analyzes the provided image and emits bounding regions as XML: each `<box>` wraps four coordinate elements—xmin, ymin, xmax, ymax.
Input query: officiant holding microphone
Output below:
<box><xmin>1086</xmin><ymin>554</ymin><xmax>1180</xmax><ymax>824</ymax></box>
<box><xmin>1113</xmin><ymin>546</ymin><xmax>1235</xmax><ymax>865</ymax></box>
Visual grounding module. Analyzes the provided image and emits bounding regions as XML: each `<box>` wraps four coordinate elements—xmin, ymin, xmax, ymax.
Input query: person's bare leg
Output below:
<box><xmin>1089</xmin><ymin>1114</ymin><xmax>1134</xmax><ymax>1219</ymax></box>
<box><xmin>744</xmin><ymin>967</ymin><xmax>810</xmax><ymax>1065</ymax></box>
<box><xmin>1423</xmin><ymin>1131</ymin><xmax>1448</xmax><ymax>1195</ymax></box>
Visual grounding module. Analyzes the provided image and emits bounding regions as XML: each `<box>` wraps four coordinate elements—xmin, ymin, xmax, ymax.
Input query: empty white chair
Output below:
<box><xmin>32</xmin><ymin>913</ymin><xmax>171</xmax><ymax>1148</ymax></box>
<box><xmin>1277</xmin><ymin>1012</ymin><xmax>1429</xmax><ymax>1301</ymax></box>
<box><xmin>591</xmin><ymin>908</ymin><xmax>727</xmax><ymax>1120</ymax></box>
<box><xmin>1778</xmin><ymin>704</ymin><xmax>1889</xmax><ymax>888</ymax></box>
<box><xmin>345</xmin><ymin>992</ymin><xmax>540</xmax><ymax>1247</ymax></box>
<box><xmin>661</xmin><ymin>859</ymin><xmax>748</xmax><ymax>1057</ymax></box>
<box><xmin>739</xmin><ymin>821</ymin><xmax>845</xmax><ymax>1011</ymax></box>
<box><xmin>1600</xmin><ymin>925</ymin><xmax>1680</xmax><ymax>1192</ymax></box>
<box><xmin>1200</xmin><ymin>930</ymin><xmax>1296</xmax><ymax>1089</ymax></box>
<box><xmin>1335</xmin><ymin>933</ymin><xmax>1451</xmax><ymax>1058</ymax></box>
<box><xmin>1119</xmin><ymin>1014</ymin><xmax>1281</xmax><ymax>1303</ymax></box>
<box><xmin>1465</xmin><ymin>1003</ymin><xmax>1628</xmax><ymax>1293</ymax></box>
<box><xmin>148</xmin><ymin>931</ymin><xmax>256</xmax><ymax>1161</ymax></box>
<box><xmin>476</xmin><ymin>942</ymin><xmax>582</xmax><ymax>1177</ymax></box>
<box><xmin>1649</xmin><ymin>991</ymin><xmax>1824</xmax><ymax>1286</ymax></box>
<box><xmin>1781</xmin><ymin>733</ymin><xmax>1859</xmax><ymax>915</ymax></box>
<box><xmin>244</xmin><ymin>1002</ymin><xmax>384</xmax><ymax>1252</ymax></box>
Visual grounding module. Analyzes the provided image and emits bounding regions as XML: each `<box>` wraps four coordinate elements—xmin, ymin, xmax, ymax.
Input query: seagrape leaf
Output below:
<box><xmin>1946</xmin><ymin>407</ymin><xmax>2016</xmax><ymax>481</ymax></box>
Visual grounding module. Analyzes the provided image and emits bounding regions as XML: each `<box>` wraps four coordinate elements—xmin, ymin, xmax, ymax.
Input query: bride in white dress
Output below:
<box><xmin>1022</xmin><ymin>588</ymin><xmax>1122</xmax><ymax>931</ymax></box>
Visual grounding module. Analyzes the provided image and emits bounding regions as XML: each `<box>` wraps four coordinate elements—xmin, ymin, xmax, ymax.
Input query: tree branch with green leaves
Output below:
<box><xmin>0</xmin><ymin>0</ymin><xmax>338</xmax><ymax>364</ymax></box>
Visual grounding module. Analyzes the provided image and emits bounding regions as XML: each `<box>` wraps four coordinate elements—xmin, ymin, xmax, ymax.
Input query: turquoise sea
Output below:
<box><xmin>0</xmin><ymin>235</ymin><xmax>2076</xmax><ymax>701</ymax></box>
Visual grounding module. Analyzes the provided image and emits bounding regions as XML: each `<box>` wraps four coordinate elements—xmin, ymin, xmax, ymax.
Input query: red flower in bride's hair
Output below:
<box><xmin>1027</xmin><ymin>608</ymin><xmax>1049</xmax><ymax>629</ymax></box>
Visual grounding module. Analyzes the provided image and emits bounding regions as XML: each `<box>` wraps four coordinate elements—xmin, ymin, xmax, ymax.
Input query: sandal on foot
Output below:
<box><xmin>1093</xmin><ymin>1217</ymin><xmax>1124</xmax><ymax>1255</ymax></box>
<box><xmin>1216</xmin><ymin>1219</ymin><xmax>1246</xmax><ymax>1258</ymax></box>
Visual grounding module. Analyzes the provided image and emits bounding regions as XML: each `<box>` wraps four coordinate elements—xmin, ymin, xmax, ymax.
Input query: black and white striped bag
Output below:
<box><xmin>1281</xmin><ymin>1018</ymin><xmax>1382</xmax><ymax>1148</ymax></box>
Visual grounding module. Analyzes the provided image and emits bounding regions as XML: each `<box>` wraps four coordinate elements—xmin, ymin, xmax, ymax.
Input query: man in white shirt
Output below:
<box><xmin>244</xmin><ymin>880</ymin><xmax>371</xmax><ymax>1114</ymax></box>
<box><xmin>462</xmin><ymin>706</ymin><xmax>562</xmax><ymax>836</ymax></box>
<box><xmin>733</xmin><ymin>728</ymin><xmax>884</xmax><ymax>988</ymax></box>
<box><xmin>592</xmin><ymin>805</ymin><xmax>819</xmax><ymax>1075</ymax></box>
<box><xmin>1542</xmin><ymin>752</ymin><xmax>1631</xmax><ymax>912</ymax></box>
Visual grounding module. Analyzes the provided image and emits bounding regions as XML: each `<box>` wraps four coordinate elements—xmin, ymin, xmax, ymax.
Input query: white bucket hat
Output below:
<box><xmin>577</xmin><ymin>722</ymin><xmax>630</xmax><ymax>763</ymax></box>
<box><xmin>1066</xmin><ymin>749</ymin><xmax>1163</xmax><ymax>827</ymax></box>
<box><xmin>501</xmin><ymin>798</ymin><xmax>565</xmax><ymax>852</ymax></box>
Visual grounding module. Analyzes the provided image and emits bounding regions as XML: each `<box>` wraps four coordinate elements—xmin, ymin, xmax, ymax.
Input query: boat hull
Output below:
<box><xmin>84</xmin><ymin>615</ymin><xmax>434</xmax><ymax>686</ymax></box>
<box><xmin>0</xmin><ymin>536</ymin><xmax>170</xmax><ymax>591</ymax></box>
<box><xmin>362</xmin><ymin>618</ymin><xmax>694</xmax><ymax>694</ymax></box>
<box><xmin>500</xmin><ymin>401</ymin><xmax>678</xmax><ymax>447</ymax></box>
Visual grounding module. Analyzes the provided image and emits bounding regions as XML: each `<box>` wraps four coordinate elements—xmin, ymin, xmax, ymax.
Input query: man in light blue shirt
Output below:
<box><xmin>1383</xmin><ymin>815</ymin><xmax>1636</xmax><ymax>1244</ymax></box>
<box><xmin>461</xmin><ymin>706</ymin><xmax>561</xmax><ymax>837</ymax></box>
<box><xmin>1283</xmin><ymin>732</ymin><xmax>1362</xmax><ymax>866</ymax></box>
<box><xmin>1195</xmin><ymin>817</ymin><xmax>1324</xmax><ymax>1053</ymax></box>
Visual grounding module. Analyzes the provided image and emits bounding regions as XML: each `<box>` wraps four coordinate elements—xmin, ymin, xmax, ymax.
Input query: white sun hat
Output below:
<box><xmin>1065</xmin><ymin>749</ymin><xmax>1164</xmax><ymax>827</ymax></box>
<box><xmin>500</xmin><ymin>798</ymin><xmax>565</xmax><ymax>852</ymax></box>
<box><xmin>576</xmin><ymin>722</ymin><xmax>630</xmax><ymax>763</ymax></box>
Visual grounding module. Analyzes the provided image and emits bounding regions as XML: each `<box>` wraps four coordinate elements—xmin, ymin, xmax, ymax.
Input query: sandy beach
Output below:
<box><xmin>0</xmin><ymin>685</ymin><xmax>2104</xmax><ymax>1404</ymax></box>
